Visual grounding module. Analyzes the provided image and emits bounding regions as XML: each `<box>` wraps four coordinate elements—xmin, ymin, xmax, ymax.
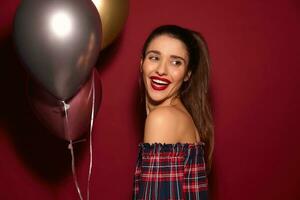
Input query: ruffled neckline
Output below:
<box><xmin>138</xmin><ymin>142</ymin><xmax>205</xmax><ymax>154</ymax></box>
<box><xmin>139</xmin><ymin>142</ymin><xmax>204</xmax><ymax>148</ymax></box>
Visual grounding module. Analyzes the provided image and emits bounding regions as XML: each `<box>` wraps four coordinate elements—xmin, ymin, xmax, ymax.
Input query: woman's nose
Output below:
<box><xmin>155</xmin><ymin>60</ymin><xmax>167</xmax><ymax>75</ymax></box>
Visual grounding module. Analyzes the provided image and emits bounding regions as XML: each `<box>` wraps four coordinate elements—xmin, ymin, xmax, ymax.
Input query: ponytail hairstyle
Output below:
<box><xmin>140</xmin><ymin>25</ymin><xmax>214</xmax><ymax>172</ymax></box>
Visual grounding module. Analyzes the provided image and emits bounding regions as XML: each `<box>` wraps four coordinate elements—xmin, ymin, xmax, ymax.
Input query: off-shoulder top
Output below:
<box><xmin>133</xmin><ymin>143</ymin><xmax>208</xmax><ymax>200</ymax></box>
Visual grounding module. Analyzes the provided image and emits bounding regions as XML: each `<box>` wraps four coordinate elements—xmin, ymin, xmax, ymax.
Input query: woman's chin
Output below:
<box><xmin>147</xmin><ymin>94</ymin><xmax>167</xmax><ymax>105</ymax></box>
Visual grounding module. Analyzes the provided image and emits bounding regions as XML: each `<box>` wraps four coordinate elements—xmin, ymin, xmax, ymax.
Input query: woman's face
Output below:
<box><xmin>142</xmin><ymin>34</ymin><xmax>190</xmax><ymax>104</ymax></box>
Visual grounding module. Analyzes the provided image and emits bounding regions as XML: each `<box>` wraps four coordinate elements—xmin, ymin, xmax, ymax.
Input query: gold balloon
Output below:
<box><xmin>91</xmin><ymin>0</ymin><xmax>129</xmax><ymax>49</ymax></box>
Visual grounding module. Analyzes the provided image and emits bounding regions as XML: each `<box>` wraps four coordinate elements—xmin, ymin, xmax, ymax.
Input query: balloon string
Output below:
<box><xmin>62</xmin><ymin>100</ymin><xmax>84</xmax><ymax>200</ymax></box>
<box><xmin>87</xmin><ymin>71</ymin><xmax>95</xmax><ymax>200</ymax></box>
<box><xmin>61</xmin><ymin>71</ymin><xmax>95</xmax><ymax>200</ymax></box>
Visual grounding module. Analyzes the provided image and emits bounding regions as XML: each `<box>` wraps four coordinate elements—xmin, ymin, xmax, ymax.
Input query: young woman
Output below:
<box><xmin>133</xmin><ymin>25</ymin><xmax>213</xmax><ymax>199</ymax></box>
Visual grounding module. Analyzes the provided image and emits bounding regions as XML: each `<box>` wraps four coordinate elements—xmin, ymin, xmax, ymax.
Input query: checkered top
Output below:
<box><xmin>133</xmin><ymin>143</ymin><xmax>208</xmax><ymax>200</ymax></box>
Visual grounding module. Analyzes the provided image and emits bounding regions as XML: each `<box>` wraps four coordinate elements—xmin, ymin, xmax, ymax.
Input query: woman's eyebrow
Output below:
<box><xmin>145</xmin><ymin>50</ymin><xmax>161</xmax><ymax>55</ymax></box>
<box><xmin>170</xmin><ymin>55</ymin><xmax>187</xmax><ymax>64</ymax></box>
<box><xmin>145</xmin><ymin>51</ymin><xmax>187</xmax><ymax>64</ymax></box>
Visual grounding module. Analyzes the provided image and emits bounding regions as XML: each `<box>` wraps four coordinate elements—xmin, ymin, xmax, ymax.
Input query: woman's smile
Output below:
<box><xmin>150</xmin><ymin>76</ymin><xmax>171</xmax><ymax>91</ymax></box>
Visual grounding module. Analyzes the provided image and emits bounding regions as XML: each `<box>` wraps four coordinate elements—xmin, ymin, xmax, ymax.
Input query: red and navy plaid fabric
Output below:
<box><xmin>133</xmin><ymin>143</ymin><xmax>208</xmax><ymax>200</ymax></box>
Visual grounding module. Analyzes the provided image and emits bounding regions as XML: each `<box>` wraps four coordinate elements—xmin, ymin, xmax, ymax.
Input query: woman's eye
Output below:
<box><xmin>148</xmin><ymin>55</ymin><xmax>159</xmax><ymax>61</ymax></box>
<box><xmin>171</xmin><ymin>60</ymin><xmax>182</xmax><ymax>66</ymax></box>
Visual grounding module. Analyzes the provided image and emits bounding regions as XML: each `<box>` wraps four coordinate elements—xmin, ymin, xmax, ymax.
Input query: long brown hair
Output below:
<box><xmin>140</xmin><ymin>25</ymin><xmax>214</xmax><ymax>171</ymax></box>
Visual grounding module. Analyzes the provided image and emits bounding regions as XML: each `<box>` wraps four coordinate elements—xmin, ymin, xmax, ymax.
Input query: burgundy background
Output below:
<box><xmin>0</xmin><ymin>0</ymin><xmax>299</xmax><ymax>199</ymax></box>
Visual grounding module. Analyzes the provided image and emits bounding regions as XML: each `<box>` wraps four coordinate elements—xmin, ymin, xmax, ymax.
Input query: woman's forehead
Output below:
<box><xmin>146</xmin><ymin>35</ymin><xmax>189</xmax><ymax>59</ymax></box>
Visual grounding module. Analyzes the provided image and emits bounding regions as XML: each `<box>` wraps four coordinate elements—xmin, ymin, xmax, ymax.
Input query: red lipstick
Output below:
<box><xmin>150</xmin><ymin>76</ymin><xmax>171</xmax><ymax>91</ymax></box>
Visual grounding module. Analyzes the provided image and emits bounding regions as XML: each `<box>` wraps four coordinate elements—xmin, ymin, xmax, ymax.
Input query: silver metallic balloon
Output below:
<box><xmin>14</xmin><ymin>0</ymin><xmax>102</xmax><ymax>100</ymax></box>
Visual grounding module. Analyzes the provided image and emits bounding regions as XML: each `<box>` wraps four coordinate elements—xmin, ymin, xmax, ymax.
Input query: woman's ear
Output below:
<box><xmin>140</xmin><ymin>58</ymin><xmax>144</xmax><ymax>72</ymax></box>
<box><xmin>184</xmin><ymin>71</ymin><xmax>191</xmax><ymax>82</ymax></box>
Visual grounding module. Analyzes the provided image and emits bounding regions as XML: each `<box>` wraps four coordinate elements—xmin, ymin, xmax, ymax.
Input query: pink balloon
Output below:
<box><xmin>27</xmin><ymin>69</ymin><xmax>102</xmax><ymax>141</ymax></box>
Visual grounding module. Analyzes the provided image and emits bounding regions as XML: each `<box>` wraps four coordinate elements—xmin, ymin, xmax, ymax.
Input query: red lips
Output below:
<box><xmin>150</xmin><ymin>76</ymin><xmax>171</xmax><ymax>91</ymax></box>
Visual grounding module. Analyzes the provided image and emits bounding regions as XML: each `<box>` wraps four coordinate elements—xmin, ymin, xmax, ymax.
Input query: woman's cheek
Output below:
<box><xmin>171</xmin><ymin>69</ymin><xmax>185</xmax><ymax>81</ymax></box>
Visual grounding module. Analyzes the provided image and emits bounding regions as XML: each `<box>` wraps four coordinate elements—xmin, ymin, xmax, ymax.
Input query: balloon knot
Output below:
<box><xmin>68</xmin><ymin>142</ymin><xmax>73</xmax><ymax>150</ymax></box>
<box><xmin>61</xmin><ymin>100</ymin><xmax>70</xmax><ymax>110</ymax></box>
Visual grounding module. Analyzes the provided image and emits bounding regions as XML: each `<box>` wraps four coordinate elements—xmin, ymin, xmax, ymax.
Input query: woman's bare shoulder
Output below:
<box><xmin>144</xmin><ymin>106</ymin><xmax>197</xmax><ymax>144</ymax></box>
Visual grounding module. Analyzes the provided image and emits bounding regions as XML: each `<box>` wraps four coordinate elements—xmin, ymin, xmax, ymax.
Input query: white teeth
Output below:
<box><xmin>152</xmin><ymin>79</ymin><xmax>169</xmax><ymax>85</ymax></box>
